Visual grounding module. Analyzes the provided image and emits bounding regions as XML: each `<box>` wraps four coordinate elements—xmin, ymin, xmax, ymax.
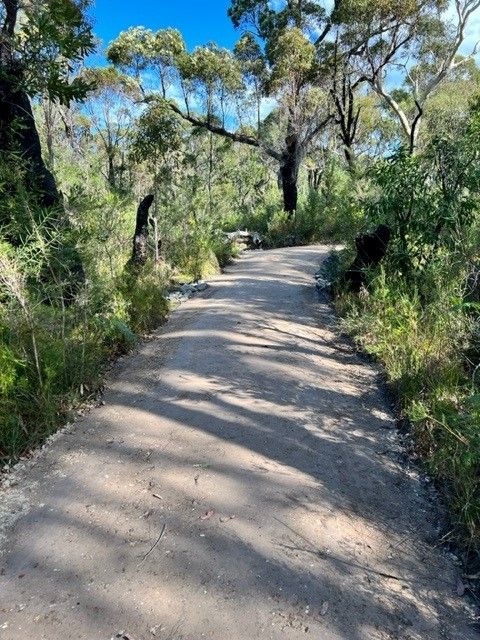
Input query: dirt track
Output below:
<box><xmin>0</xmin><ymin>246</ymin><xmax>476</xmax><ymax>639</ymax></box>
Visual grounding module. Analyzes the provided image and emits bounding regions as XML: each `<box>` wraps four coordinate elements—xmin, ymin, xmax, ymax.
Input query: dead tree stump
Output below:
<box><xmin>130</xmin><ymin>194</ymin><xmax>155</xmax><ymax>268</ymax></box>
<box><xmin>345</xmin><ymin>224</ymin><xmax>391</xmax><ymax>291</ymax></box>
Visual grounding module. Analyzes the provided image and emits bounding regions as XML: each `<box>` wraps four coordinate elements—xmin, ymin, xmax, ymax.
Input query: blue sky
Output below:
<box><xmin>90</xmin><ymin>1</ymin><xmax>480</xmax><ymax>58</ymax></box>
<box><xmin>90</xmin><ymin>0</ymin><xmax>237</xmax><ymax>61</ymax></box>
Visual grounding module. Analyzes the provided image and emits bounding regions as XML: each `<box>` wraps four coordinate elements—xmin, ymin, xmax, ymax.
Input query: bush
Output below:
<box><xmin>120</xmin><ymin>263</ymin><xmax>169</xmax><ymax>334</ymax></box>
<box><xmin>0</xmin><ymin>181</ymin><xmax>172</xmax><ymax>462</ymax></box>
<box><xmin>211</xmin><ymin>234</ymin><xmax>239</xmax><ymax>268</ymax></box>
<box><xmin>308</xmin><ymin>167</ymin><xmax>367</xmax><ymax>242</ymax></box>
<box><xmin>334</xmin><ymin>110</ymin><xmax>480</xmax><ymax>551</ymax></box>
<box><xmin>339</xmin><ymin>266</ymin><xmax>480</xmax><ymax>545</ymax></box>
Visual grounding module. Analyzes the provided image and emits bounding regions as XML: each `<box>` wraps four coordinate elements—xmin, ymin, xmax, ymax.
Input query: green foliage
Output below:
<box><xmin>131</xmin><ymin>99</ymin><xmax>184</xmax><ymax>161</ymax></box>
<box><xmin>338</xmin><ymin>261</ymin><xmax>480</xmax><ymax>543</ymax></box>
<box><xmin>120</xmin><ymin>264</ymin><xmax>169</xmax><ymax>334</ymax></box>
<box><xmin>234</xmin><ymin>33</ymin><xmax>267</xmax><ymax>82</ymax></box>
<box><xmin>187</xmin><ymin>44</ymin><xmax>243</xmax><ymax>93</ymax></box>
<box><xmin>211</xmin><ymin>235</ymin><xmax>239</xmax><ymax>268</ymax></box>
<box><xmin>269</xmin><ymin>27</ymin><xmax>316</xmax><ymax>91</ymax></box>
<box><xmin>106</xmin><ymin>26</ymin><xmax>157</xmax><ymax>77</ymax></box>
<box><xmin>335</xmin><ymin>102</ymin><xmax>480</xmax><ymax>549</ymax></box>
<box><xmin>228</xmin><ymin>0</ymin><xmax>327</xmax><ymax>43</ymax></box>
<box><xmin>308</xmin><ymin>166</ymin><xmax>366</xmax><ymax>242</ymax></box>
<box><xmin>81</xmin><ymin>66</ymin><xmax>139</xmax><ymax>97</ymax></box>
<box><xmin>0</xmin><ymin>159</ymin><xmax>172</xmax><ymax>462</ymax></box>
<box><xmin>107</xmin><ymin>26</ymin><xmax>186</xmax><ymax>96</ymax></box>
<box><xmin>364</xmin><ymin>102</ymin><xmax>480</xmax><ymax>279</ymax></box>
<box><xmin>8</xmin><ymin>0</ymin><xmax>95</xmax><ymax>103</ymax></box>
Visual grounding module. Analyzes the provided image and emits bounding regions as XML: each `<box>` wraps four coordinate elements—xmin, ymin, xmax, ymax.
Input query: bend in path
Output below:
<box><xmin>0</xmin><ymin>246</ymin><xmax>476</xmax><ymax>640</ymax></box>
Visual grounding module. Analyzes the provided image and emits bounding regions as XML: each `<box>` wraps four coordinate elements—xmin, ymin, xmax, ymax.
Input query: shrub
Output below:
<box><xmin>338</xmin><ymin>262</ymin><xmax>480</xmax><ymax>544</ymax></box>
<box><xmin>120</xmin><ymin>263</ymin><xmax>169</xmax><ymax>334</ymax></box>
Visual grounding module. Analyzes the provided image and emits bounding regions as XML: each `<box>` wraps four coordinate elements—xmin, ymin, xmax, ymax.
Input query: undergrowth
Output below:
<box><xmin>336</xmin><ymin>266</ymin><xmax>480</xmax><ymax>557</ymax></box>
<box><xmin>331</xmin><ymin>126</ymin><xmax>480</xmax><ymax>558</ymax></box>
<box><xmin>0</xmin><ymin>177</ymin><xmax>236</xmax><ymax>464</ymax></box>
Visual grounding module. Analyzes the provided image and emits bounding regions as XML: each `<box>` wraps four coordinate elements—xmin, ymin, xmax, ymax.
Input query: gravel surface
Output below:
<box><xmin>0</xmin><ymin>245</ymin><xmax>476</xmax><ymax>640</ymax></box>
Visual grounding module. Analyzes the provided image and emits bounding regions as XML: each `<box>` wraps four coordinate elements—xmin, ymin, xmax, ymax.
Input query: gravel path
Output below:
<box><xmin>0</xmin><ymin>246</ymin><xmax>476</xmax><ymax>640</ymax></box>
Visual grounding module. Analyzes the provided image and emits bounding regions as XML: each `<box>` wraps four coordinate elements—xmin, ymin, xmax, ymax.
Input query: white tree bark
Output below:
<box><xmin>369</xmin><ymin>0</ymin><xmax>480</xmax><ymax>152</ymax></box>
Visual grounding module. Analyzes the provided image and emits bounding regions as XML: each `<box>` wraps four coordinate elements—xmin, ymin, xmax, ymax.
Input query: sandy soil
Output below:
<box><xmin>0</xmin><ymin>245</ymin><xmax>476</xmax><ymax>639</ymax></box>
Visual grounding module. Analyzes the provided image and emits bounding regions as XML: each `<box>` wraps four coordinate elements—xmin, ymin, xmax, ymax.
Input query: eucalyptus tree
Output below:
<box><xmin>107</xmin><ymin>27</ymin><xmax>186</xmax><ymax>98</ymax></box>
<box><xmin>0</xmin><ymin>0</ymin><xmax>94</xmax><ymax>206</ymax></box>
<box><xmin>233</xmin><ymin>33</ymin><xmax>268</xmax><ymax>132</ymax></box>
<box><xmin>107</xmin><ymin>3</ymin><xmax>339</xmax><ymax>215</ymax></box>
<box><xmin>338</xmin><ymin>0</ymin><xmax>480</xmax><ymax>153</ymax></box>
<box><xmin>131</xmin><ymin>99</ymin><xmax>184</xmax><ymax>197</ymax></box>
<box><xmin>82</xmin><ymin>67</ymin><xmax>140</xmax><ymax>191</ymax></box>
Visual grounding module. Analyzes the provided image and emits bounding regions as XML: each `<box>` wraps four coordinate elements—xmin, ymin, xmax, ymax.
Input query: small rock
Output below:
<box><xmin>180</xmin><ymin>284</ymin><xmax>195</xmax><ymax>296</ymax></box>
<box><xmin>456</xmin><ymin>578</ymin><xmax>466</xmax><ymax>597</ymax></box>
<box><xmin>315</xmin><ymin>277</ymin><xmax>331</xmax><ymax>291</ymax></box>
<box><xmin>219</xmin><ymin>515</ymin><xmax>235</xmax><ymax>523</ymax></box>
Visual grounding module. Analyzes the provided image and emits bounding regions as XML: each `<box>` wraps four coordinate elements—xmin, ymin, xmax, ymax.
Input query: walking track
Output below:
<box><xmin>0</xmin><ymin>246</ymin><xmax>476</xmax><ymax>639</ymax></box>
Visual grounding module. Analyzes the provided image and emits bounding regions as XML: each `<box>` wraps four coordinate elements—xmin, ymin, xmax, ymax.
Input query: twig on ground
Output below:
<box><xmin>139</xmin><ymin>523</ymin><xmax>166</xmax><ymax>564</ymax></box>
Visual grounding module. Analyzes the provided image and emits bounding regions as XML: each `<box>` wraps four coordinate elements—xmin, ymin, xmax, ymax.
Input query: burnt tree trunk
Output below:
<box><xmin>0</xmin><ymin>70</ymin><xmax>85</xmax><ymax>301</ymax></box>
<box><xmin>0</xmin><ymin>74</ymin><xmax>60</xmax><ymax>207</ymax></box>
<box><xmin>130</xmin><ymin>194</ymin><xmax>155</xmax><ymax>268</ymax></box>
<box><xmin>308</xmin><ymin>168</ymin><xmax>323</xmax><ymax>191</ymax></box>
<box><xmin>330</xmin><ymin>45</ymin><xmax>361</xmax><ymax>176</ymax></box>
<box><xmin>280</xmin><ymin>135</ymin><xmax>300</xmax><ymax>216</ymax></box>
<box><xmin>107</xmin><ymin>151</ymin><xmax>116</xmax><ymax>190</ymax></box>
<box><xmin>345</xmin><ymin>225</ymin><xmax>391</xmax><ymax>291</ymax></box>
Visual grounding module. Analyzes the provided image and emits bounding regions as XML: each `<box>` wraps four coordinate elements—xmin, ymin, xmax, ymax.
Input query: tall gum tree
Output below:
<box><xmin>107</xmin><ymin>2</ymin><xmax>340</xmax><ymax>215</ymax></box>
<box><xmin>337</xmin><ymin>0</ymin><xmax>480</xmax><ymax>153</ymax></box>
<box><xmin>0</xmin><ymin>0</ymin><xmax>94</xmax><ymax>206</ymax></box>
<box><xmin>0</xmin><ymin>0</ymin><xmax>94</xmax><ymax>295</ymax></box>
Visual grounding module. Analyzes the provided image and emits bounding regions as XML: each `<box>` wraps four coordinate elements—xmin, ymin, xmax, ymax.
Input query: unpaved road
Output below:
<box><xmin>0</xmin><ymin>246</ymin><xmax>476</xmax><ymax>640</ymax></box>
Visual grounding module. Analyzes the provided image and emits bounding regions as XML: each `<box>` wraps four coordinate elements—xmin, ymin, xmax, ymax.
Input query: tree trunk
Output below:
<box><xmin>0</xmin><ymin>76</ymin><xmax>61</xmax><ymax>207</ymax></box>
<box><xmin>107</xmin><ymin>152</ymin><xmax>116</xmax><ymax>190</ymax></box>
<box><xmin>130</xmin><ymin>194</ymin><xmax>155</xmax><ymax>268</ymax></box>
<box><xmin>344</xmin><ymin>145</ymin><xmax>356</xmax><ymax>174</ymax></box>
<box><xmin>345</xmin><ymin>225</ymin><xmax>391</xmax><ymax>291</ymax></box>
<box><xmin>408</xmin><ymin>109</ymin><xmax>423</xmax><ymax>156</ymax></box>
<box><xmin>43</xmin><ymin>99</ymin><xmax>56</xmax><ymax>169</ymax></box>
<box><xmin>308</xmin><ymin>168</ymin><xmax>323</xmax><ymax>191</ymax></box>
<box><xmin>280</xmin><ymin>135</ymin><xmax>300</xmax><ymax>216</ymax></box>
<box><xmin>0</xmin><ymin>72</ymin><xmax>85</xmax><ymax>302</ymax></box>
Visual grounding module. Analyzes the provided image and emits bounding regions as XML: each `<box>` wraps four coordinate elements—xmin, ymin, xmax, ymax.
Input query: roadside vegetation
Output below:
<box><xmin>1</xmin><ymin>0</ymin><xmax>480</xmax><ymax>561</ymax></box>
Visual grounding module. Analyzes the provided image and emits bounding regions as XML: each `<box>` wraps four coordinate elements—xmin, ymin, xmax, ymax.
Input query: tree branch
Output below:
<box><xmin>314</xmin><ymin>0</ymin><xmax>343</xmax><ymax>47</ymax></box>
<box><xmin>167</xmin><ymin>101</ymin><xmax>282</xmax><ymax>161</ymax></box>
<box><xmin>372</xmin><ymin>76</ymin><xmax>412</xmax><ymax>139</ymax></box>
<box><xmin>421</xmin><ymin>0</ymin><xmax>480</xmax><ymax>100</ymax></box>
<box><xmin>304</xmin><ymin>113</ymin><xmax>334</xmax><ymax>146</ymax></box>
